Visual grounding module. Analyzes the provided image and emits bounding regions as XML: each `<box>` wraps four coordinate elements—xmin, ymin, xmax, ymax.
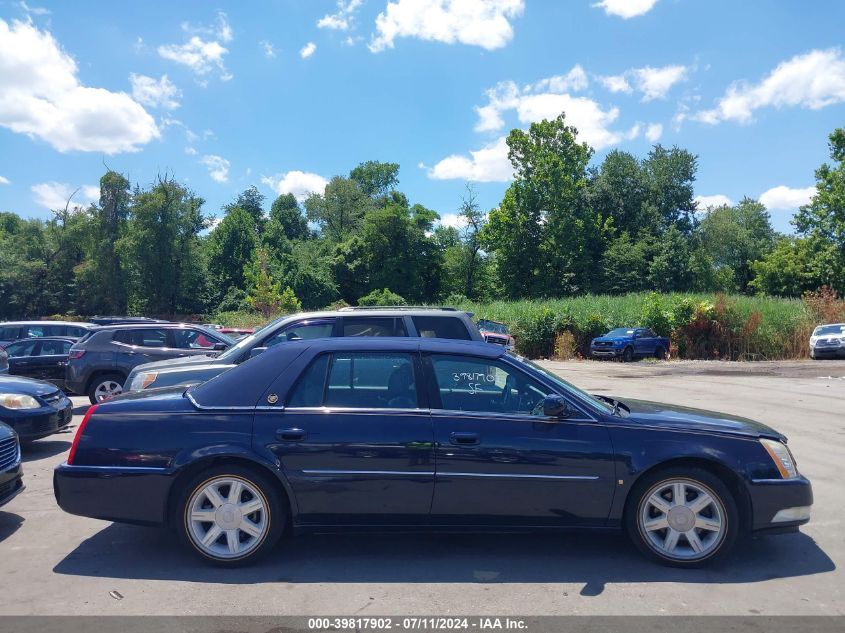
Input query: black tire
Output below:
<box><xmin>655</xmin><ymin>346</ymin><xmax>666</xmax><ymax>360</ymax></box>
<box><xmin>87</xmin><ymin>372</ymin><xmax>125</xmax><ymax>405</ymax></box>
<box><xmin>624</xmin><ymin>466</ymin><xmax>740</xmax><ymax>568</ymax></box>
<box><xmin>174</xmin><ymin>464</ymin><xmax>286</xmax><ymax>567</ymax></box>
<box><xmin>622</xmin><ymin>346</ymin><xmax>634</xmax><ymax>362</ymax></box>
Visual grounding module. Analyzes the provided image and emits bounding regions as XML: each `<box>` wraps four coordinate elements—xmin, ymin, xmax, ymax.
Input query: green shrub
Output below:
<box><xmin>358</xmin><ymin>288</ymin><xmax>407</xmax><ymax>306</ymax></box>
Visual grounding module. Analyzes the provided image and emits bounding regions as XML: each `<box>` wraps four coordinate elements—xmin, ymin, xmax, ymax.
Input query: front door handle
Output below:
<box><xmin>276</xmin><ymin>428</ymin><xmax>306</xmax><ymax>442</ymax></box>
<box><xmin>450</xmin><ymin>432</ymin><xmax>480</xmax><ymax>445</ymax></box>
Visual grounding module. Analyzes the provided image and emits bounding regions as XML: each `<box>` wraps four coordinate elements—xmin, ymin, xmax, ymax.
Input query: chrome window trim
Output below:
<box><xmin>281</xmin><ymin>406</ymin><xmax>430</xmax><ymax>415</ymax></box>
<box><xmin>301</xmin><ymin>469</ymin><xmax>434</xmax><ymax>476</ymax></box>
<box><xmin>430</xmin><ymin>409</ymin><xmax>596</xmax><ymax>425</ymax></box>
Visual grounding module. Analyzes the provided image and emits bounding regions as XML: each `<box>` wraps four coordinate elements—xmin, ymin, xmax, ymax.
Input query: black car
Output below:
<box><xmin>5</xmin><ymin>337</ymin><xmax>75</xmax><ymax>390</ymax></box>
<box><xmin>0</xmin><ymin>321</ymin><xmax>94</xmax><ymax>347</ymax></box>
<box><xmin>55</xmin><ymin>338</ymin><xmax>812</xmax><ymax>568</ymax></box>
<box><xmin>88</xmin><ymin>316</ymin><xmax>170</xmax><ymax>326</ymax></box>
<box><xmin>0</xmin><ymin>421</ymin><xmax>23</xmax><ymax>508</ymax></box>
<box><xmin>66</xmin><ymin>323</ymin><xmax>234</xmax><ymax>404</ymax></box>
<box><xmin>0</xmin><ymin>375</ymin><xmax>73</xmax><ymax>442</ymax></box>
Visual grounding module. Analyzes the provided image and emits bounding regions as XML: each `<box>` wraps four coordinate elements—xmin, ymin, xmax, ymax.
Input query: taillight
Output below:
<box><xmin>68</xmin><ymin>350</ymin><xmax>86</xmax><ymax>360</ymax></box>
<box><xmin>67</xmin><ymin>404</ymin><xmax>98</xmax><ymax>465</ymax></box>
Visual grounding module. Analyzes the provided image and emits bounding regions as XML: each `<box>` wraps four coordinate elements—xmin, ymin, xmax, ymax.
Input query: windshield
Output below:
<box><xmin>509</xmin><ymin>353</ymin><xmax>615</xmax><ymax>414</ymax></box>
<box><xmin>478</xmin><ymin>320</ymin><xmax>509</xmax><ymax>334</ymax></box>
<box><xmin>814</xmin><ymin>324</ymin><xmax>845</xmax><ymax>336</ymax></box>
<box><xmin>215</xmin><ymin>316</ymin><xmax>280</xmax><ymax>361</ymax></box>
<box><xmin>605</xmin><ymin>328</ymin><xmax>635</xmax><ymax>337</ymax></box>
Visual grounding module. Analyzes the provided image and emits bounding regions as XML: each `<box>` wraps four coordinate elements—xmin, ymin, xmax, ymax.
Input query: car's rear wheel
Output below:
<box><xmin>622</xmin><ymin>346</ymin><xmax>634</xmax><ymax>362</ymax></box>
<box><xmin>625</xmin><ymin>467</ymin><xmax>739</xmax><ymax>567</ymax></box>
<box><xmin>655</xmin><ymin>346</ymin><xmax>666</xmax><ymax>360</ymax></box>
<box><xmin>176</xmin><ymin>465</ymin><xmax>285</xmax><ymax>566</ymax></box>
<box><xmin>87</xmin><ymin>373</ymin><xmax>125</xmax><ymax>404</ymax></box>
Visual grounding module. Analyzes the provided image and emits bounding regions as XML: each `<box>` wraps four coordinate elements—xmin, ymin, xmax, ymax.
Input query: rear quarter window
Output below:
<box><xmin>412</xmin><ymin>316</ymin><xmax>471</xmax><ymax>340</ymax></box>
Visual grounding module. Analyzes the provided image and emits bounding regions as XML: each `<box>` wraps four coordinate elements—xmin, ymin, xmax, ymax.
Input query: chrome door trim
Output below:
<box><xmin>436</xmin><ymin>471</ymin><xmax>600</xmax><ymax>481</ymax></box>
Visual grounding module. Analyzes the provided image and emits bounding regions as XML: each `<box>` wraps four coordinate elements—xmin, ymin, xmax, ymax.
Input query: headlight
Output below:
<box><xmin>761</xmin><ymin>438</ymin><xmax>798</xmax><ymax>479</ymax></box>
<box><xmin>0</xmin><ymin>393</ymin><xmax>41</xmax><ymax>410</ymax></box>
<box><xmin>129</xmin><ymin>371</ymin><xmax>158</xmax><ymax>391</ymax></box>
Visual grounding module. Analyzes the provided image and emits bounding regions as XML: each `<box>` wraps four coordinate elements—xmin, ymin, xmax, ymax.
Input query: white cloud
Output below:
<box><xmin>0</xmin><ymin>19</ymin><xmax>159</xmax><ymax>153</ymax></box>
<box><xmin>31</xmin><ymin>182</ymin><xmax>99</xmax><ymax>210</ymax></box>
<box><xmin>592</xmin><ymin>0</ymin><xmax>659</xmax><ymax>19</ymax></box>
<box><xmin>695</xmin><ymin>48</ymin><xmax>845</xmax><ymax>125</ymax></box>
<box><xmin>438</xmin><ymin>213</ymin><xmax>467</xmax><ymax>229</ymax></box>
<box><xmin>599</xmin><ymin>74</ymin><xmax>632</xmax><ymax>94</ymax></box>
<box><xmin>318</xmin><ymin>0</ymin><xmax>364</xmax><ymax>31</ymax></box>
<box><xmin>158</xmin><ymin>13</ymin><xmax>233</xmax><ymax>81</ymax></box>
<box><xmin>260</xmin><ymin>40</ymin><xmax>276</xmax><ymax>58</ymax></box>
<box><xmin>369</xmin><ymin>0</ymin><xmax>525</xmax><ymax>52</ymax></box>
<box><xmin>18</xmin><ymin>1</ymin><xmax>50</xmax><ymax>15</ymax></box>
<box><xmin>129</xmin><ymin>73</ymin><xmax>181</xmax><ymax>109</ymax></box>
<box><xmin>632</xmin><ymin>65</ymin><xmax>687</xmax><ymax>101</ymax></box>
<box><xmin>184</xmin><ymin>146</ymin><xmax>197</xmax><ymax>155</ymax></box>
<box><xmin>300</xmin><ymin>42</ymin><xmax>317</xmax><ymax>59</ymax></box>
<box><xmin>0</xmin><ymin>176</ymin><xmax>10</xmax><ymax>185</ymax></box>
<box><xmin>428</xmin><ymin>136</ymin><xmax>513</xmax><ymax>182</ymax></box>
<box><xmin>201</xmin><ymin>154</ymin><xmax>230</xmax><ymax>183</ymax></box>
<box><xmin>759</xmin><ymin>185</ymin><xmax>815</xmax><ymax>211</ymax></box>
<box><xmin>645</xmin><ymin>122</ymin><xmax>663</xmax><ymax>142</ymax></box>
<box><xmin>695</xmin><ymin>194</ymin><xmax>733</xmax><ymax>210</ymax></box>
<box><xmin>261</xmin><ymin>171</ymin><xmax>328</xmax><ymax>201</ymax></box>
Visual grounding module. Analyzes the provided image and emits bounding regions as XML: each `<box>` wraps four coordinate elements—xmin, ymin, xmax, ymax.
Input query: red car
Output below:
<box><xmin>219</xmin><ymin>327</ymin><xmax>255</xmax><ymax>340</ymax></box>
<box><xmin>477</xmin><ymin>319</ymin><xmax>515</xmax><ymax>349</ymax></box>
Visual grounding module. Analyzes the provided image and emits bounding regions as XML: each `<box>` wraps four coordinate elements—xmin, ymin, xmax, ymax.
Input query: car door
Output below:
<box><xmin>255</xmin><ymin>349</ymin><xmax>434</xmax><ymax>526</ymax></box>
<box><xmin>33</xmin><ymin>339</ymin><xmax>71</xmax><ymax>384</ymax></box>
<box><xmin>425</xmin><ymin>353</ymin><xmax>616</xmax><ymax>527</ymax></box>
<box><xmin>5</xmin><ymin>339</ymin><xmax>39</xmax><ymax>378</ymax></box>
<box><xmin>113</xmin><ymin>328</ymin><xmax>178</xmax><ymax>370</ymax></box>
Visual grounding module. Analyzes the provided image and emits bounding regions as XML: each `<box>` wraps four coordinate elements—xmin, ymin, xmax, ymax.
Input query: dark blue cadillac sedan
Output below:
<box><xmin>54</xmin><ymin>338</ymin><xmax>812</xmax><ymax>568</ymax></box>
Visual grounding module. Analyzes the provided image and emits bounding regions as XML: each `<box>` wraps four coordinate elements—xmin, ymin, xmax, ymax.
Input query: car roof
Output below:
<box><xmin>7</xmin><ymin>337</ymin><xmax>77</xmax><ymax>343</ymax></box>
<box><xmin>0</xmin><ymin>321</ymin><xmax>94</xmax><ymax>327</ymax></box>
<box><xmin>89</xmin><ymin>322</ymin><xmax>216</xmax><ymax>331</ymax></box>
<box><xmin>273</xmin><ymin>336</ymin><xmax>503</xmax><ymax>357</ymax></box>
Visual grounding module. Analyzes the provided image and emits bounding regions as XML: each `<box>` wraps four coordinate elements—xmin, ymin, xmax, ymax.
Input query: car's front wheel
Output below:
<box><xmin>87</xmin><ymin>373</ymin><xmax>125</xmax><ymax>404</ymax></box>
<box><xmin>625</xmin><ymin>467</ymin><xmax>739</xmax><ymax>567</ymax></box>
<box><xmin>622</xmin><ymin>346</ymin><xmax>634</xmax><ymax>362</ymax></box>
<box><xmin>176</xmin><ymin>465</ymin><xmax>285</xmax><ymax>566</ymax></box>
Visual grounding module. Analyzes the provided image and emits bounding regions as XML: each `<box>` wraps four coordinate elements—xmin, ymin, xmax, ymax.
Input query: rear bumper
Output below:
<box><xmin>54</xmin><ymin>463</ymin><xmax>174</xmax><ymax>526</ymax></box>
<box><xmin>1</xmin><ymin>400</ymin><xmax>73</xmax><ymax>441</ymax></box>
<box><xmin>749</xmin><ymin>475</ymin><xmax>813</xmax><ymax>532</ymax></box>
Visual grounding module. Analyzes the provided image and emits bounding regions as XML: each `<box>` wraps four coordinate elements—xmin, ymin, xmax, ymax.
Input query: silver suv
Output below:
<box><xmin>66</xmin><ymin>324</ymin><xmax>234</xmax><ymax>403</ymax></box>
<box><xmin>125</xmin><ymin>308</ymin><xmax>482</xmax><ymax>394</ymax></box>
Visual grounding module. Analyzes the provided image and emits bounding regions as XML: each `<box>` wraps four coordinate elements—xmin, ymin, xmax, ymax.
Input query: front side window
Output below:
<box><xmin>429</xmin><ymin>354</ymin><xmax>547</xmax><ymax>416</ymax></box>
<box><xmin>0</xmin><ymin>327</ymin><xmax>20</xmax><ymax>340</ymax></box>
<box><xmin>171</xmin><ymin>328</ymin><xmax>223</xmax><ymax>349</ymax></box>
<box><xmin>264</xmin><ymin>320</ymin><xmax>335</xmax><ymax>348</ymax></box>
<box><xmin>6</xmin><ymin>339</ymin><xmax>37</xmax><ymax>358</ymax></box>
<box><xmin>412</xmin><ymin>316</ymin><xmax>471</xmax><ymax>340</ymax></box>
<box><xmin>287</xmin><ymin>352</ymin><xmax>418</xmax><ymax>409</ymax></box>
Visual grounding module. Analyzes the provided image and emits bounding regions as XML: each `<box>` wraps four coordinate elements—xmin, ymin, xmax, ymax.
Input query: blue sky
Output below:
<box><xmin>1</xmin><ymin>0</ymin><xmax>844</xmax><ymax>233</ymax></box>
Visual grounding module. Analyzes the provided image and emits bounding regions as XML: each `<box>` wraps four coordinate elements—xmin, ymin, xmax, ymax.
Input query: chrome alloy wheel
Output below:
<box><xmin>186</xmin><ymin>476</ymin><xmax>269</xmax><ymax>560</ymax></box>
<box><xmin>638</xmin><ymin>478</ymin><xmax>727</xmax><ymax>561</ymax></box>
<box><xmin>94</xmin><ymin>380</ymin><xmax>122</xmax><ymax>401</ymax></box>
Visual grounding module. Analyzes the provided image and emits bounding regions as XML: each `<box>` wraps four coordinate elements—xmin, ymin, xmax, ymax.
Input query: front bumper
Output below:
<box><xmin>811</xmin><ymin>345</ymin><xmax>845</xmax><ymax>358</ymax></box>
<box><xmin>0</xmin><ymin>462</ymin><xmax>24</xmax><ymax>508</ymax></box>
<box><xmin>591</xmin><ymin>347</ymin><xmax>622</xmax><ymax>357</ymax></box>
<box><xmin>749</xmin><ymin>475</ymin><xmax>813</xmax><ymax>532</ymax></box>
<box><xmin>0</xmin><ymin>399</ymin><xmax>73</xmax><ymax>441</ymax></box>
<box><xmin>54</xmin><ymin>463</ymin><xmax>174</xmax><ymax>526</ymax></box>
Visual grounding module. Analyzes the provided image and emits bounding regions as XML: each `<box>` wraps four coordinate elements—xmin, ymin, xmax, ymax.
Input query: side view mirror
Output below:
<box><xmin>248</xmin><ymin>347</ymin><xmax>267</xmax><ymax>359</ymax></box>
<box><xmin>543</xmin><ymin>394</ymin><xmax>571</xmax><ymax>418</ymax></box>
<box><xmin>212</xmin><ymin>342</ymin><xmax>228</xmax><ymax>351</ymax></box>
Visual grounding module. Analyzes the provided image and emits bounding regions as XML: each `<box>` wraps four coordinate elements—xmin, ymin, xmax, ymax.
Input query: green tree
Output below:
<box><xmin>268</xmin><ymin>193</ymin><xmax>309</xmax><ymax>242</ymax></box>
<box><xmin>648</xmin><ymin>225</ymin><xmax>694</xmax><ymax>291</ymax></box>
<box><xmin>588</xmin><ymin>150</ymin><xmax>649</xmax><ymax>237</ymax></box>
<box><xmin>751</xmin><ymin>237</ymin><xmax>836</xmax><ymax>296</ymax></box>
<box><xmin>304</xmin><ymin>177</ymin><xmax>372</xmax><ymax>241</ymax></box>
<box><xmin>226</xmin><ymin>186</ymin><xmax>266</xmax><ymax>231</ymax></box>
<box><xmin>206</xmin><ymin>207</ymin><xmax>259</xmax><ymax>298</ymax></box>
<box><xmin>350</xmin><ymin>161</ymin><xmax>400</xmax><ymax>200</ymax></box>
<box><xmin>601</xmin><ymin>232</ymin><xmax>652</xmax><ymax>294</ymax></box>
<box><xmin>642</xmin><ymin>145</ymin><xmax>699</xmax><ymax>234</ymax></box>
<box><xmin>483</xmin><ymin>113</ymin><xmax>599</xmax><ymax>297</ymax></box>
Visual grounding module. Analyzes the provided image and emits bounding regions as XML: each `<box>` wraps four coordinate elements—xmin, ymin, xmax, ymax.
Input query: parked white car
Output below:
<box><xmin>809</xmin><ymin>323</ymin><xmax>845</xmax><ymax>359</ymax></box>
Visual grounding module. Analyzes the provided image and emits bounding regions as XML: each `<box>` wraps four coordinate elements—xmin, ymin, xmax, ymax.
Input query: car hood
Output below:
<box><xmin>132</xmin><ymin>354</ymin><xmax>219</xmax><ymax>373</ymax></box>
<box><xmin>592</xmin><ymin>336</ymin><xmax>630</xmax><ymax>344</ymax></box>
<box><xmin>0</xmin><ymin>374</ymin><xmax>59</xmax><ymax>397</ymax></box>
<box><xmin>616</xmin><ymin>397</ymin><xmax>783</xmax><ymax>440</ymax></box>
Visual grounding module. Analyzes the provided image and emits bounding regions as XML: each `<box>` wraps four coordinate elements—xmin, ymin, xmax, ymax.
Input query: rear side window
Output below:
<box><xmin>25</xmin><ymin>325</ymin><xmax>46</xmax><ymax>338</ymax></box>
<box><xmin>6</xmin><ymin>339</ymin><xmax>37</xmax><ymax>357</ymax></box>
<box><xmin>287</xmin><ymin>352</ymin><xmax>418</xmax><ymax>409</ymax></box>
<box><xmin>171</xmin><ymin>328</ymin><xmax>223</xmax><ymax>349</ymax></box>
<box><xmin>412</xmin><ymin>316</ymin><xmax>471</xmax><ymax>340</ymax></box>
<box><xmin>39</xmin><ymin>340</ymin><xmax>71</xmax><ymax>355</ymax></box>
<box><xmin>342</xmin><ymin>317</ymin><xmax>407</xmax><ymax>337</ymax></box>
<box><xmin>68</xmin><ymin>326</ymin><xmax>88</xmax><ymax>338</ymax></box>
<box><xmin>0</xmin><ymin>327</ymin><xmax>20</xmax><ymax>340</ymax></box>
<box><xmin>114</xmin><ymin>328</ymin><xmax>169</xmax><ymax>347</ymax></box>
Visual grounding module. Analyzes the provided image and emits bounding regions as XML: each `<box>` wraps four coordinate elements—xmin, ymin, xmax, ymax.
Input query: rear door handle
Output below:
<box><xmin>450</xmin><ymin>432</ymin><xmax>480</xmax><ymax>445</ymax></box>
<box><xmin>276</xmin><ymin>428</ymin><xmax>307</xmax><ymax>442</ymax></box>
